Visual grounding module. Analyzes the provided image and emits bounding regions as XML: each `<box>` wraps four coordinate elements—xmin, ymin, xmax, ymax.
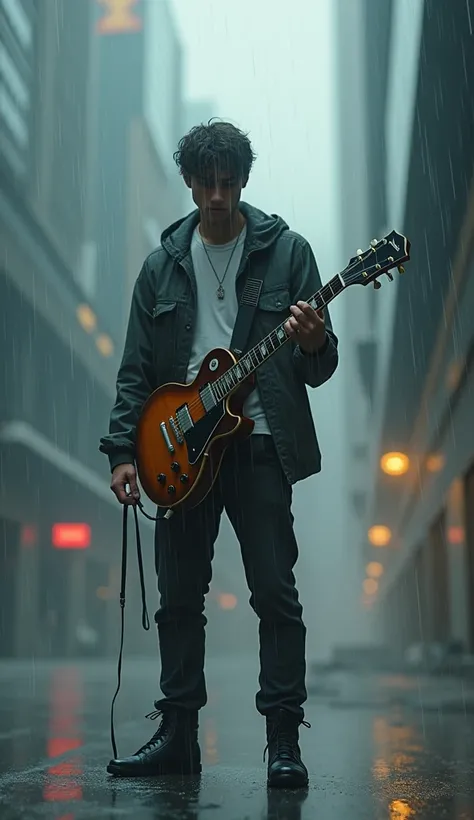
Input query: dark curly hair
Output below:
<box><xmin>173</xmin><ymin>119</ymin><xmax>256</xmax><ymax>182</ymax></box>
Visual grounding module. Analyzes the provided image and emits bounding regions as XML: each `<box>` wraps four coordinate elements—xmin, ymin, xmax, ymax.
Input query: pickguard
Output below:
<box><xmin>185</xmin><ymin>402</ymin><xmax>226</xmax><ymax>466</ymax></box>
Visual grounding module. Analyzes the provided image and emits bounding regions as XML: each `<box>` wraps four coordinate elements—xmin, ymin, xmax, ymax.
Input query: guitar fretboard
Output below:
<box><xmin>212</xmin><ymin>273</ymin><xmax>345</xmax><ymax>401</ymax></box>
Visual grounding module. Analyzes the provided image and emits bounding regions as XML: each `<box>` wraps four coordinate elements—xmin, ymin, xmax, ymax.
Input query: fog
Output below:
<box><xmin>1</xmin><ymin>0</ymin><xmax>473</xmax><ymax>687</ymax></box>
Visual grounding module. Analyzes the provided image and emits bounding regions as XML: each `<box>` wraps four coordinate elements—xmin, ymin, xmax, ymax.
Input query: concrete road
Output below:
<box><xmin>0</xmin><ymin>654</ymin><xmax>474</xmax><ymax>819</ymax></box>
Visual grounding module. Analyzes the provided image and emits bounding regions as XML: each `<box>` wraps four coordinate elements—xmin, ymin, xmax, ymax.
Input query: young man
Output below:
<box><xmin>99</xmin><ymin>120</ymin><xmax>339</xmax><ymax>788</ymax></box>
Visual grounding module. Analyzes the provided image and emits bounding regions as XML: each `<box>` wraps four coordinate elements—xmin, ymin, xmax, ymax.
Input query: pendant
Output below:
<box><xmin>217</xmin><ymin>285</ymin><xmax>225</xmax><ymax>300</ymax></box>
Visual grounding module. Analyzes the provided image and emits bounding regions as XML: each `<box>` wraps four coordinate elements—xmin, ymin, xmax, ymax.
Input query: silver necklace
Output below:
<box><xmin>200</xmin><ymin>225</ymin><xmax>244</xmax><ymax>299</ymax></box>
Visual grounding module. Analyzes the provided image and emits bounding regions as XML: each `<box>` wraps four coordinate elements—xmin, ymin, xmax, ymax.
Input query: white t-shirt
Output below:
<box><xmin>187</xmin><ymin>224</ymin><xmax>270</xmax><ymax>435</ymax></box>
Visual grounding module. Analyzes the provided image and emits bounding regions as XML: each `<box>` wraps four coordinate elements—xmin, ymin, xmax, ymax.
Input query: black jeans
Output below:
<box><xmin>153</xmin><ymin>434</ymin><xmax>307</xmax><ymax>721</ymax></box>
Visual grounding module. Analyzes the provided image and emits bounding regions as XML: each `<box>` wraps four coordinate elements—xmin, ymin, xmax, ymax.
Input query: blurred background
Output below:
<box><xmin>0</xmin><ymin>0</ymin><xmax>473</xmax><ymax>676</ymax></box>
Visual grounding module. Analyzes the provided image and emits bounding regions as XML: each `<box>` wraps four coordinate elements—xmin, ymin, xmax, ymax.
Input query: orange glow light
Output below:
<box><xmin>380</xmin><ymin>451</ymin><xmax>410</xmax><ymax>476</ymax></box>
<box><xmin>96</xmin><ymin>333</ymin><xmax>114</xmax><ymax>357</ymax></box>
<box><xmin>447</xmin><ymin>525</ymin><xmax>464</xmax><ymax>545</ymax></box>
<box><xmin>363</xmin><ymin>578</ymin><xmax>378</xmax><ymax>596</ymax></box>
<box><xmin>76</xmin><ymin>303</ymin><xmax>97</xmax><ymax>333</ymax></box>
<box><xmin>52</xmin><ymin>523</ymin><xmax>91</xmax><ymax>549</ymax></box>
<box><xmin>366</xmin><ymin>561</ymin><xmax>384</xmax><ymax>579</ymax></box>
<box><xmin>426</xmin><ymin>452</ymin><xmax>445</xmax><ymax>473</ymax></box>
<box><xmin>96</xmin><ymin>0</ymin><xmax>142</xmax><ymax>34</ymax></box>
<box><xmin>368</xmin><ymin>525</ymin><xmax>392</xmax><ymax>547</ymax></box>
<box><xmin>218</xmin><ymin>593</ymin><xmax>237</xmax><ymax>610</ymax></box>
<box><xmin>389</xmin><ymin>799</ymin><xmax>414</xmax><ymax>818</ymax></box>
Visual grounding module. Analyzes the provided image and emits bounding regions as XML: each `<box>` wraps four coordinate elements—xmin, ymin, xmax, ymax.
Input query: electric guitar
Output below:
<box><xmin>135</xmin><ymin>231</ymin><xmax>411</xmax><ymax>513</ymax></box>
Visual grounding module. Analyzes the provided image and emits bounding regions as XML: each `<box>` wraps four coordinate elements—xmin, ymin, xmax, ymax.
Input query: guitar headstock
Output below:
<box><xmin>342</xmin><ymin>231</ymin><xmax>411</xmax><ymax>289</ymax></box>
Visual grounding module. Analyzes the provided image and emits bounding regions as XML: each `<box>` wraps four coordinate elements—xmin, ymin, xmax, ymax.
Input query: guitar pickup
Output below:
<box><xmin>160</xmin><ymin>421</ymin><xmax>175</xmax><ymax>454</ymax></box>
<box><xmin>176</xmin><ymin>404</ymin><xmax>193</xmax><ymax>433</ymax></box>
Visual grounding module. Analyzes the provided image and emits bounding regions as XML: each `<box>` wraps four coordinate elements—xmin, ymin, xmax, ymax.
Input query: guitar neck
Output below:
<box><xmin>212</xmin><ymin>272</ymin><xmax>345</xmax><ymax>401</ymax></box>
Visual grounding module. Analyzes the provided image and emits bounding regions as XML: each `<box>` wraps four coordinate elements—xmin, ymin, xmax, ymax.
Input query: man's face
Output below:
<box><xmin>186</xmin><ymin>166</ymin><xmax>247</xmax><ymax>221</ymax></box>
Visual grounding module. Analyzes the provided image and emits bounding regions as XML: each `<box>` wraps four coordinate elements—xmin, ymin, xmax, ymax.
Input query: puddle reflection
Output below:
<box><xmin>265</xmin><ymin>786</ymin><xmax>308</xmax><ymax>819</ymax></box>
<box><xmin>108</xmin><ymin>775</ymin><xmax>202</xmax><ymax>819</ymax></box>
<box><xmin>43</xmin><ymin>666</ymin><xmax>83</xmax><ymax>815</ymax></box>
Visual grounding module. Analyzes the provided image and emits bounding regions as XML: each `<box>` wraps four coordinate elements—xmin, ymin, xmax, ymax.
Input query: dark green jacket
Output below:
<box><xmin>99</xmin><ymin>201</ymin><xmax>339</xmax><ymax>484</ymax></box>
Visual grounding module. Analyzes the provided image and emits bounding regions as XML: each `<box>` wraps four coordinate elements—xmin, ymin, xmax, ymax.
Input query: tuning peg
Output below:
<box><xmin>398</xmin><ymin>265</ymin><xmax>405</xmax><ymax>274</ymax></box>
<box><xmin>373</xmin><ymin>280</ymin><xmax>382</xmax><ymax>290</ymax></box>
<box><xmin>386</xmin><ymin>271</ymin><xmax>393</xmax><ymax>281</ymax></box>
<box><xmin>357</xmin><ymin>249</ymin><xmax>363</xmax><ymax>256</ymax></box>
<box><xmin>370</xmin><ymin>239</ymin><xmax>378</xmax><ymax>247</ymax></box>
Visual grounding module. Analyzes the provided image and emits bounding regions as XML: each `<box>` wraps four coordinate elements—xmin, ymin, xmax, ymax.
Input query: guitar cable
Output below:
<box><xmin>110</xmin><ymin>498</ymin><xmax>165</xmax><ymax>760</ymax></box>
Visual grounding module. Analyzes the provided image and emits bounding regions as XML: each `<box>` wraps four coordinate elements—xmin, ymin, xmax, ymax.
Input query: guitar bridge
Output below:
<box><xmin>176</xmin><ymin>404</ymin><xmax>193</xmax><ymax>433</ymax></box>
<box><xmin>169</xmin><ymin>416</ymin><xmax>184</xmax><ymax>444</ymax></box>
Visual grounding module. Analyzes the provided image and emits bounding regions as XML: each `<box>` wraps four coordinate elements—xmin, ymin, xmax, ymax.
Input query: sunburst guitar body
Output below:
<box><xmin>135</xmin><ymin>348</ymin><xmax>255</xmax><ymax>512</ymax></box>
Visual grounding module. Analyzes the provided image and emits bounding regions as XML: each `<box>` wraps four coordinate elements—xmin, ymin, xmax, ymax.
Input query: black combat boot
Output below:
<box><xmin>107</xmin><ymin>704</ymin><xmax>201</xmax><ymax>777</ymax></box>
<box><xmin>265</xmin><ymin>709</ymin><xmax>310</xmax><ymax>788</ymax></box>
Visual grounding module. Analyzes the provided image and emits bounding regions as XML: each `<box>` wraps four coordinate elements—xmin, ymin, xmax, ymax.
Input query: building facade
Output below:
<box><xmin>336</xmin><ymin>0</ymin><xmax>474</xmax><ymax>656</ymax></box>
<box><xmin>0</xmin><ymin>0</ymin><xmax>190</xmax><ymax>660</ymax></box>
<box><xmin>92</xmin><ymin>0</ymin><xmax>185</xmax><ymax>341</ymax></box>
<box><xmin>0</xmin><ymin>0</ymin><xmax>123</xmax><ymax>659</ymax></box>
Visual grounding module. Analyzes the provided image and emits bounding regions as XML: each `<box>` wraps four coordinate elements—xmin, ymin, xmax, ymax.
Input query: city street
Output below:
<box><xmin>1</xmin><ymin>654</ymin><xmax>474</xmax><ymax>819</ymax></box>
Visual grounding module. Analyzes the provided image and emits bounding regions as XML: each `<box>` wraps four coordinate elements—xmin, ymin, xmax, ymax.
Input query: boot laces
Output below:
<box><xmin>263</xmin><ymin>718</ymin><xmax>311</xmax><ymax>763</ymax></box>
<box><xmin>133</xmin><ymin>709</ymin><xmax>167</xmax><ymax>755</ymax></box>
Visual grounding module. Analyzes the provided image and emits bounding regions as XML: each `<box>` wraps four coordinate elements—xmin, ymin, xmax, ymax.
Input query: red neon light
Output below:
<box><xmin>52</xmin><ymin>524</ymin><xmax>91</xmax><ymax>549</ymax></box>
<box><xmin>448</xmin><ymin>525</ymin><xmax>464</xmax><ymax>545</ymax></box>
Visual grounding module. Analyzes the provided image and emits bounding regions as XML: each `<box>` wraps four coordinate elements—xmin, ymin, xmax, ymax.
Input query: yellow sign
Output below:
<box><xmin>96</xmin><ymin>0</ymin><xmax>142</xmax><ymax>35</ymax></box>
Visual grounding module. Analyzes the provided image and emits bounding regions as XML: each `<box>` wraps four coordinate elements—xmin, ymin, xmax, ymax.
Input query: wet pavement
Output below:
<box><xmin>1</xmin><ymin>654</ymin><xmax>474</xmax><ymax>819</ymax></box>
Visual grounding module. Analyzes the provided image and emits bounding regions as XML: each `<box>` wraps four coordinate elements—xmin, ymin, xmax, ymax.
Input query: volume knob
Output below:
<box><xmin>180</xmin><ymin>474</ymin><xmax>189</xmax><ymax>483</ymax></box>
<box><xmin>157</xmin><ymin>473</ymin><xmax>166</xmax><ymax>485</ymax></box>
<box><xmin>167</xmin><ymin>485</ymin><xmax>176</xmax><ymax>494</ymax></box>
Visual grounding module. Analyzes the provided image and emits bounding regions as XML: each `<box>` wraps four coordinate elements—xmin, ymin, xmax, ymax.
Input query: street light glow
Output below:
<box><xmin>368</xmin><ymin>525</ymin><xmax>392</xmax><ymax>547</ymax></box>
<box><xmin>366</xmin><ymin>561</ymin><xmax>384</xmax><ymax>578</ymax></box>
<box><xmin>76</xmin><ymin>303</ymin><xmax>97</xmax><ymax>332</ymax></box>
<box><xmin>380</xmin><ymin>451</ymin><xmax>410</xmax><ymax>476</ymax></box>
<box><xmin>363</xmin><ymin>578</ymin><xmax>378</xmax><ymax>595</ymax></box>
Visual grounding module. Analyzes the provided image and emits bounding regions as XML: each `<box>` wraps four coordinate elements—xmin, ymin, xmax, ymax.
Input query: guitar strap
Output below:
<box><xmin>229</xmin><ymin>264</ymin><xmax>269</xmax><ymax>357</ymax></box>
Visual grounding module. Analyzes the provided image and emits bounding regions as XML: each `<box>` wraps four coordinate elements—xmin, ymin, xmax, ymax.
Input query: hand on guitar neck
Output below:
<box><xmin>284</xmin><ymin>302</ymin><xmax>327</xmax><ymax>353</ymax></box>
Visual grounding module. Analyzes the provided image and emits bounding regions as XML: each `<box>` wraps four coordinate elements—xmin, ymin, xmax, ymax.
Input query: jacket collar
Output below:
<box><xmin>160</xmin><ymin>201</ymin><xmax>289</xmax><ymax>261</ymax></box>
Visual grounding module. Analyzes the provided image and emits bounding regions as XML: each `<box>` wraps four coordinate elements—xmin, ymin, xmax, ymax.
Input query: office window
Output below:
<box><xmin>0</xmin><ymin>42</ymin><xmax>28</xmax><ymax>107</ymax></box>
<box><xmin>1</xmin><ymin>0</ymin><xmax>32</xmax><ymax>49</ymax></box>
<box><xmin>0</xmin><ymin>84</ymin><xmax>28</xmax><ymax>146</ymax></box>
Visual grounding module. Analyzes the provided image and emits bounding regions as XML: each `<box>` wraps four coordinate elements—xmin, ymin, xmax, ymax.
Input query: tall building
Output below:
<box><xmin>336</xmin><ymin>0</ymin><xmax>474</xmax><ymax>656</ymax></box>
<box><xmin>0</xmin><ymin>0</ymin><xmax>124</xmax><ymax>659</ymax></box>
<box><xmin>0</xmin><ymin>0</ymin><xmax>37</xmax><ymax>182</ymax></box>
<box><xmin>92</xmin><ymin>0</ymin><xmax>185</xmax><ymax>340</ymax></box>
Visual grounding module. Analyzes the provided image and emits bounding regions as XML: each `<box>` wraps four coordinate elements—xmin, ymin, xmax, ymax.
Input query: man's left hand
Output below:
<box><xmin>284</xmin><ymin>301</ymin><xmax>327</xmax><ymax>353</ymax></box>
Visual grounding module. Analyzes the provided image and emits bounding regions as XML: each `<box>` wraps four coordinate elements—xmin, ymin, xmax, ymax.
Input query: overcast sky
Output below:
<box><xmin>171</xmin><ymin>0</ymin><xmax>340</xmax><ymax>271</ymax></box>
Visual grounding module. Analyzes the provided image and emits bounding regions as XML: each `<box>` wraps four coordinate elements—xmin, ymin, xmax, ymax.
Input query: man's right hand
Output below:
<box><xmin>111</xmin><ymin>463</ymin><xmax>140</xmax><ymax>505</ymax></box>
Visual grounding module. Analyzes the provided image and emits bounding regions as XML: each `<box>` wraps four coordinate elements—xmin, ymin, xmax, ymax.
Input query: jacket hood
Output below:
<box><xmin>160</xmin><ymin>201</ymin><xmax>289</xmax><ymax>261</ymax></box>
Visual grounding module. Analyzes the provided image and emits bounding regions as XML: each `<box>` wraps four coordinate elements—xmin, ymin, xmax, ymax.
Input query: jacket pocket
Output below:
<box><xmin>258</xmin><ymin>287</ymin><xmax>291</xmax><ymax>312</ymax></box>
<box><xmin>254</xmin><ymin>287</ymin><xmax>292</xmax><ymax>362</ymax></box>
<box><xmin>152</xmin><ymin>300</ymin><xmax>177</xmax><ymax>319</ymax></box>
<box><xmin>152</xmin><ymin>300</ymin><xmax>178</xmax><ymax>378</ymax></box>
